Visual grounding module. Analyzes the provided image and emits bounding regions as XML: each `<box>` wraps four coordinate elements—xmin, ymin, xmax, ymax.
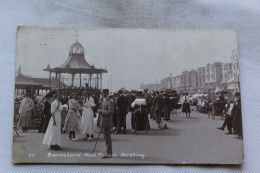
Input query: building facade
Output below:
<box><xmin>140</xmin><ymin>53</ymin><xmax>240</xmax><ymax>95</ymax></box>
<box><xmin>181</xmin><ymin>70</ymin><xmax>191</xmax><ymax>92</ymax></box>
<box><xmin>197</xmin><ymin>67</ymin><xmax>206</xmax><ymax>93</ymax></box>
<box><xmin>172</xmin><ymin>75</ymin><xmax>181</xmax><ymax>91</ymax></box>
<box><xmin>221</xmin><ymin>63</ymin><xmax>233</xmax><ymax>90</ymax></box>
<box><xmin>205</xmin><ymin>62</ymin><xmax>222</xmax><ymax>93</ymax></box>
<box><xmin>230</xmin><ymin>49</ymin><xmax>240</xmax><ymax>93</ymax></box>
<box><xmin>189</xmin><ymin>69</ymin><xmax>198</xmax><ymax>94</ymax></box>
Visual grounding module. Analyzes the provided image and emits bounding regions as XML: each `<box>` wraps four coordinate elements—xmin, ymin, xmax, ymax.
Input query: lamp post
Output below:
<box><xmin>184</xmin><ymin>82</ymin><xmax>187</xmax><ymax>99</ymax></box>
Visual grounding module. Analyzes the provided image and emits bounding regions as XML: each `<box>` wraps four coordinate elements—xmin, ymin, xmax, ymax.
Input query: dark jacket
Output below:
<box><xmin>163</xmin><ymin>96</ymin><xmax>170</xmax><ymax>112</ymax></box>
<box><xmin>153</xmin><ymin>94</ymin><xmax>164</xmax><ymax>111</ymax></box>
<box><xmin>232</xmin><ymin>99</ymin><xmax>242</xmax><ymax>131</ymax></box>
<box><xmin>43</xmin><ymin>100</ymin><xmax>51</xmax><ymax>117</ymax></box>
<box><xmin>116</xmin><ymin>95</ymin><xmax>129</xmax><ymax>115</ymax></box>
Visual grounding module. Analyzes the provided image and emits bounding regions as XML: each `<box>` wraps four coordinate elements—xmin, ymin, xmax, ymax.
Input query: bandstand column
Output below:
<box><xmin>89</xmin><ymin>74</ymin><xmax>92</xmax><ymax>88</ymax></box>
<box><xmin>55</xmin><ymin>72</ymin><xmax>58</xmax><ymax>88</ymax></box>
<box><xmin>79</xmin><ymin>73</ymin><xmax>82</xmax><ymax>87</ymax></box>
<box><xmin>58</xmin><ymin>72</ymin><xmax>61</xmax><ymax>89</ymax></box>
<box><xmin>72</xmin><ymin>73</ymin><xmax>75</xmax><ymax>86</ymax></box>
<box><xmin>96</xmin><ymin>73</ymin><xmax>99</xmax><ymax>89</ymax></box>
<box><xmin>100</xmin><ymin>74</ymin><xmax>102</xmax><ymax>89</ymax></box>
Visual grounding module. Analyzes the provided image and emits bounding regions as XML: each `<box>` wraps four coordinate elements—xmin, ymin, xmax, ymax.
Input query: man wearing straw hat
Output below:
<box><xmin>97</xmin><ymin>92</ymin><xmax>115</xmax><ymax>158</ymax></box>
<box><xmin>18</xmin><ymin>92</ymin><xmax>34</xmax><ymax>132</ymax></box>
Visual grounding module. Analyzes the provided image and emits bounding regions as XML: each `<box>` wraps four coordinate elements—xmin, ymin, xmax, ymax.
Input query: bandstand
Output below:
<box><xmin>43</xmin><ymin>40</ymin><xmax>107</xmax><ymax>96</ymax></box>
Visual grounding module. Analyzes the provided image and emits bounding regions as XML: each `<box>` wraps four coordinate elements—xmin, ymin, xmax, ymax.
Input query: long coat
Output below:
<box><xmin>231</xmin><ymin>99</ymin><xmax>242</xmax><ymax>132</ymax></box>
<box><xmin>99</xmin><ymin>98</ymin><xmax>114</xmax><ymax>129</ymax></box>
<box><xmin>153</xmin><ymin>94</ymin><xmax>164</xmax><ymax>111</ymax></box>
<box><xmin>144</xmin><ymin>93</ymin><xmax>152</xmax><ymax>114</ymax></box>
<box><xmin>116</xmin><ymin>95</ymin><xmax>129</xmax><ymax>115</ymax></box>
<box><xmin>18</xmin><ymin>98</ymin><xmax>34</xmax><ymax>127</ymax></box>
<box><xmin>163</xmin><ymin>96</ymin><xmax>170</xmax><ymax>113</ymax></box>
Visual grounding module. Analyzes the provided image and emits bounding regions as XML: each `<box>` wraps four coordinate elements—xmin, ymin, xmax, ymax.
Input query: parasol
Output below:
<box><xmin>37</xmin><ymin>90</ymin><xmax>57</xmax><ymax>105</ymax></box>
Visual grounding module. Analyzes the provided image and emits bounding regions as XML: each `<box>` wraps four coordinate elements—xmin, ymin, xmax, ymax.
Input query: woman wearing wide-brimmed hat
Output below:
<box><xmin>42</xmin><ymin>92</ymin><xmax>63</xmax><ymax>150</ymax></box>
<box><xmin>63</xmin><ymin>92</ymin><xmax>81</xmax><ymax>141</ymax></box>
<box><xmin>80</xmin><ymin>91</ymin><xmax>96</xmax><ymax>140</ymax></box>
<box><xmin>18</xmin><ymin>92</ymin><xmax>34</xmax><ymax>132</ymax></box>
<box><xmin>182</xmin><ymin>99</ymin><xmax>191</xmax><ymax>118</ymax></box>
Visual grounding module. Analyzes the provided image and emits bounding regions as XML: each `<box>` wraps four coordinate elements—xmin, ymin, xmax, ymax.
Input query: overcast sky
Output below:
<box><xmin>16</xmin><ymin>27</ymin><xmax>237</xmax><ymax>91</ymax></box>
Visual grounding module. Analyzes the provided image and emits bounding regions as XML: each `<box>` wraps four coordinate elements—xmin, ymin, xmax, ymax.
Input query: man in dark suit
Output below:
<box><xmin>98</xmin><ymin>92</ymin><xmax>115</xmax><ymax>158</ymax></box>
<box><xmin>163</xmin><ymin>92</ymin><xmax>171</xmax><ymax>121</ymax></box>
<box><xmin>232</xmin><ymin>92</ymin><xmax>243</xmax><ymax>139</ymax></box>
<box><xmin>115</xmin><ymin>90</ymin><xmax>129</xmax><ymax>134</ymax></box>
<box><xmin>153</xmin><ymin>91</ymin><xmax>164</xmax><ymax>127</ymax></box>
<box><xmin>42</xmin><ymin>94</ymin><xmax>52</xmax><ymax>133</ymax></box>
<box><xmin>144</xmin><ymin>88</ymin><xmax>152</xmax><ymax>115</ymax></box>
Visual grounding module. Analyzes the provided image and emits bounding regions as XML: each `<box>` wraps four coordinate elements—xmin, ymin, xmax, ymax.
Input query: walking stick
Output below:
<box><xmin>92</xmin><ymin>128</ymin><xmax>102</xmax><ymax>154</ymax></box>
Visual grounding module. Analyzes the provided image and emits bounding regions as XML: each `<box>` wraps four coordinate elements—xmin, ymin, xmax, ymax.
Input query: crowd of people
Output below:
<box><xmin>15</xmin><ymin>87</ymin><xmax>243</xmax><ymax>159</ymax></box>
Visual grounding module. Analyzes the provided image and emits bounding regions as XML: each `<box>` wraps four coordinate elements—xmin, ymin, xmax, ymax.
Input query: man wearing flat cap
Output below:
<box><xmin>98</xmin><ymin>92</ymin><xmax>115</xmax><ymax>158</ymax></box>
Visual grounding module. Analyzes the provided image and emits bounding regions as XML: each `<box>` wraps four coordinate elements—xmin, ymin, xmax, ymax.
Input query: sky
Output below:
<box><xmin>16</xmin><ymin>27</ymin><xmax>237</xmax><ymax>91</ymax></box>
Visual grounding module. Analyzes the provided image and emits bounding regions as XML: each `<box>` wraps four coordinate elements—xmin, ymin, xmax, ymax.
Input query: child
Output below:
<box><xmin>63</xmin><ymin>93</ymin><xmax>81</xmax><ymax>141</ymax></box>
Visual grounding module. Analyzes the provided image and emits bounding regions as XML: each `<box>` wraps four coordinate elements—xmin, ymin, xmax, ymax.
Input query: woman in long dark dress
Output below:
<box><xmin>131</xmin><ymin>92</ymin><xmax>150</xmax><ymax>131</ymax></box>
<box><xmin>182</xmin><ymin>99</ymin><xmax>191</xmax><ymax>118</ymax></box>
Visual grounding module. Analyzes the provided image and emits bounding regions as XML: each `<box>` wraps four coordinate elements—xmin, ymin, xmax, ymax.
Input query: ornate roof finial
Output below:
<box><xmin>18</xmin><ymin>64</ymin><xmax>21</xmax><ymax>74</ymax></box>
<box><xmin>75</xmin><ymin>30</ymin><xmax>78</xmax><ymax>42</ymax></box>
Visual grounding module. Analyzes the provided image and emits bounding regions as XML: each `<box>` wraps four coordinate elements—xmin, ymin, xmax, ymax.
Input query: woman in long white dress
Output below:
<box><xmin>81</xmin><ymin>91</ymin><xmax>96</xmax><ymax>140</ymax></box>
<box><xmin>42</xmin><ymin>93</ymin><xmax>62</xmax><ymax>150</ymax></box>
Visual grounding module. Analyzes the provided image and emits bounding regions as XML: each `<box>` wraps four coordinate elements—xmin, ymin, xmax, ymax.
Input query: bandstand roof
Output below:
<box><xmin>15</xmin><ymin>73</ymin><xmax>67</xmax><ymax>89</ymax></box>
<box><xmin>15</xmin><ymin>73</ymin><xmax>43</xmax><ymax>88</ymax></box>
<box><xmin>43</xmin><ymin>41</ymin><xmax>107</xmax><ymax>74</ymax></box>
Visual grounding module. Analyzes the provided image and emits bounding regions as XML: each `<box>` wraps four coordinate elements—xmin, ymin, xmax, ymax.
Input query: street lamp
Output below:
<box><xmin>184</xmin><ymin>82</ymin><xmax>187</xmax><ymax>99</ymax></box>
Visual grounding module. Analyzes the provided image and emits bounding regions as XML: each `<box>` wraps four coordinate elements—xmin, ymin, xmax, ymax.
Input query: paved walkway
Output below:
<box><xmin>12</xmin><ymin>111</ymin><xmax>243</xmax><ymax>164</ymax></box>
